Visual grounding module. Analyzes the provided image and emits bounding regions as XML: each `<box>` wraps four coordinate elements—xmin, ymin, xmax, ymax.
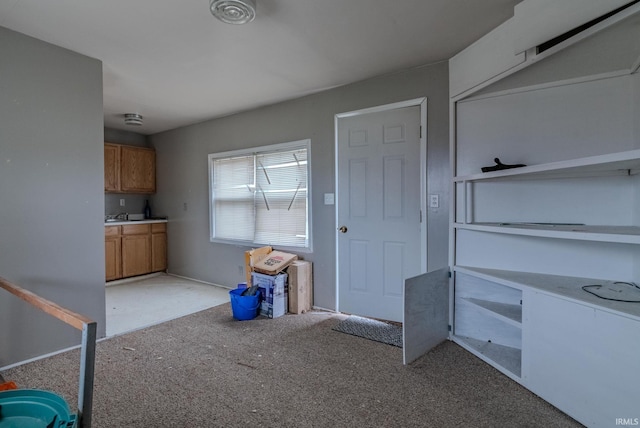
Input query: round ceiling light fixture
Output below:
<box><xmin>210</xmin><ymin>0</ymin><xmax>256</xmax><ymax>25</ymax></box>
<box><xmin>124</xmin><ymin>113</ymin><xmax>143</xmax><ymax>126</ymax></box>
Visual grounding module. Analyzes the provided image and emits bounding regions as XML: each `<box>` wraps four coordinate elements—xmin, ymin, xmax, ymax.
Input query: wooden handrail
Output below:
<box><xmin>0</xmin><ymin>276</ymin><xmax>96</xmax><ymax>428</ymax></box>
<box><xmin>0</xmin><ymin>279</ymin><xmax>93</xmax><ymax>330</ymax></box>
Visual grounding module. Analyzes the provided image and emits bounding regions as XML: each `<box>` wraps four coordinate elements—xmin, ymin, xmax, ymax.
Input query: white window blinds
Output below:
<box><xmin>212</xmin><ymin>154</ymin><xmax>255</xmax><ymax>242</ymax></box>
<box><xmin>210</xmin><ymin>141</ymin><xmax>310</xmax><ymax>248</ymax></box>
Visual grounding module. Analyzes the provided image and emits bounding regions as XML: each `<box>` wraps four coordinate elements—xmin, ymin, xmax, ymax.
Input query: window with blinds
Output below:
<box><xmin>209</xmin><ymin>140</ymin><xmax>310</xmax><ymax>249</ymax></box>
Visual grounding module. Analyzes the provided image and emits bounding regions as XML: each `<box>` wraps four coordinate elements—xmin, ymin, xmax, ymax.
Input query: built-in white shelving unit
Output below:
<box><xmin>445</xmin><ymin>4</ymin><xmax>640</xmax><ymax>427</ymax></box>
<box><xmin>404</xmin><ymin>4</ymin><xmax>640</xmax><ymax>427</ymax></box>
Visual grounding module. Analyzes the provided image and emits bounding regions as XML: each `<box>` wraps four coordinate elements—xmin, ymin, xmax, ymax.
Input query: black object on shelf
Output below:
<box><xmin>144</xmin><ymin>200</ymin><xmax>151</xmax><ymax>219</ymax></box>
<box><xmin>481</xmin><ymin>158</ymin><xmax>526</xmax><ymax>173</ymax></box>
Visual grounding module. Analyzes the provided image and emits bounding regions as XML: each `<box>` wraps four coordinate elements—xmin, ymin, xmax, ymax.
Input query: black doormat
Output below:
<box><xmin>332</xmin><ymin>315</ymin><xmax>403</xmax><ymax>348</ymax></box>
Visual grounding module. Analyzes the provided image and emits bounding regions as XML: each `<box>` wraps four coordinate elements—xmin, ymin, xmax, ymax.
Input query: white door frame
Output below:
<box><xmin>334</xmin><ymin>97</ymin><xmax>428</xmax><ymax>313</ymax></box>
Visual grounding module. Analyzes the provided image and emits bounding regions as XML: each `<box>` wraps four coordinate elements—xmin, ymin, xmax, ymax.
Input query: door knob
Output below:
<box><xmin>338</xmin><ymin>225</ymin><xmax>348</xmax><ymax>233</ymax></box>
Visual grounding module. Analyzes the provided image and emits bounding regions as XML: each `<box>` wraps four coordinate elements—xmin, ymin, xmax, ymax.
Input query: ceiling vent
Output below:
<box><xmin>124</xmin><ymin>113</ymin><xmax>143</xmax><ymax>126</ymax></box>
<box><xmin>210</xmin><ymin>0</ymin><xmax>256</xmax><ymax>25</ymax></box>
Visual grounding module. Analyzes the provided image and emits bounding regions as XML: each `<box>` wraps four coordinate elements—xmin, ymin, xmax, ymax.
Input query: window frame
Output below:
<box><xmin>208</xmin><ymin>139</ymin><xmax>312</xmax><ymax>252</ymax></box>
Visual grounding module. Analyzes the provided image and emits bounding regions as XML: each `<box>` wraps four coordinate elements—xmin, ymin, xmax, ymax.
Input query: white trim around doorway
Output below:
<box><xmin>333</xmin><ymin>97</ymin><xmax>428</xmax><ymax>313</ymax></box>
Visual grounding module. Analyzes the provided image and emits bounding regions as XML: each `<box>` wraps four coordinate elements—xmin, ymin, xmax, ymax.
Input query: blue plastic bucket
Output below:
<box><xmin>229</xmin><ymin>288</ymin><xmax>261</xmax><ymax>321</ymax></box>
<box><xmin>0</xmin><ymin>389</ymin><xmax>76</xmax><ymax>428</ymax></box>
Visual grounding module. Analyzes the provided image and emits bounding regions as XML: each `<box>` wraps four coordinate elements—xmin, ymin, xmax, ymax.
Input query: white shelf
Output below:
<box><xmin>454</xmin><ymin>149</ymin><xmax>640</xmax><ymax>182</ymax></box>
<box><xmin>454</xmin><ymin>266</ymin><xmax>640</xmax><ymax>321</ymax></box>
<box><xmin>454</xmin><ymin>223</ymin><xmax>640</xmax><ymax>245</ymax></box>
<box><xmin>453</xmin><ymin>336</ymin><xmax>521</xmax><ymax>378</ymax></box>
<box><xmin>463</xmin><ymin>297</ymin><xmax>522</xmax><ymax>326</ymax></box>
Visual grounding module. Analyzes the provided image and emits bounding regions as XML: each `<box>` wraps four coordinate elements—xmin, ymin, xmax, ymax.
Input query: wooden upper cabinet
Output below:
<box><xmin>104</xmin><ymin>143</ymin><xmax>156</xmax><ymax>194</ymax></box>
<box><xmin>104</xmin><ymin>144</ymin><xmax>121</xmax><ymax>192</ymax></box>
<box><xmin>120</xmin><ymin>146</ymin><xmax>156</xmax><ymax>193</ymax></box>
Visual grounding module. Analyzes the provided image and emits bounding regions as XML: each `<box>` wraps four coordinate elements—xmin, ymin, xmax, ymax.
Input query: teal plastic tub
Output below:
<box><xmin>0</xmin><ymin>389</ymin><xmax>76</xmax><ymax>428</ymax></box>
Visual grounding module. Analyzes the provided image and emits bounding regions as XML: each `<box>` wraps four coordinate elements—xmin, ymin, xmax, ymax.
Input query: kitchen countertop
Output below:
<box><xmin>104</xmin><ymin>219</ymin><xmax>168</xmax><ymax>226</ymax></box>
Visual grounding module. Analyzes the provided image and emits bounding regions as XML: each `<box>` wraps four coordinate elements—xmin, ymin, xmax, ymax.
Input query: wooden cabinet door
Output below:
<box><xmin>403</xmin><ymin>268</ymin><xmax>450</xmax><ymax>365</ymax></box>
<box><xmin>122</xmin><ymin>234</ymin><xmax>151</xmax><ymax>277</ymax></box>
<box><xmin>105</xmin><ymin>236</ymin><xmax>122</xmax><ymax>281</ymax></box>
<box><xmin>151</xmin><ymin>232</ymin><xmax>167</xmax><ymax>272</ymax></box>
<box><xmin>120</xmin><ymin>146</ymin><xmax>156</xmax><ymax>193</ymax></box>
<box><xmin>151</xmin><ymin>222</ymin><xmax>167</xmax><ymax>272</ymax></box>
<box><xmin>104</xmin><ymin>144</ymin><xmax>121</xmax><ymax>192</ymax></box>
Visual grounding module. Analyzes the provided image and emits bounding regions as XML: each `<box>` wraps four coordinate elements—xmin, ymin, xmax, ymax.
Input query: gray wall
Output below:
<box><xmin>103</xmin><ymin>128</ymin><xmax>151</xmax><ymax>216</ymax></box>
<box><xmin>150</xmin><ymin>62</ymin><xmax>450</xmax><ymax>310</ymax></box>
<box><xmin>0</xmin><ymin>27</ymin><xmax>105</xmax><ymax>366</ymax></box>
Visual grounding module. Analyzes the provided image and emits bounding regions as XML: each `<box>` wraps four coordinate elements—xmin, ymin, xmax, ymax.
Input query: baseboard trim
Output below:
<box><xmin>312</xmin><ymin>305</ymin><xmax>336</xmax><ymax>313</ymax></box>
<box><xmin>166</xmin><ymin>273</ymin><xmax>231</xmax><ymax>290</ymax></box>
<box><xmin>106</xmin><ymin>272</ymin><xmax>164</xmax><ymax>287</ymax></box>
<box><xmin>0</xmin><ymin>344</ymin><xmax>81</xmax><ymax>371</ymax></box>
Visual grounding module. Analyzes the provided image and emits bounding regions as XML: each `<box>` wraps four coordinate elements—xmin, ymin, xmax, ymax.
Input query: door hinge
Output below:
<box><xmin>448</xmin><ymin>325</ymin><xmax>452</xmax><ymax>331</ymax></box>
<box><xmin>448</xmin><ymin>271</ymin><xmax>452</xmax><ymax>278</ymax></box>
<box><xmin>420</xmin><ymin>210</ymin><xmax>422</xmax><ymax>223</ymax></box>
<box><xmin>420</xmin><ymin>125</ymin><xmax>422</xmax><ymax>138</ymax></box>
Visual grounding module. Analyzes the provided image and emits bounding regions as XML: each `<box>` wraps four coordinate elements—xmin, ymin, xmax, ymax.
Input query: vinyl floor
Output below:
<box><xmin>105</xmin><ymin>273</ymin><xmax>230</xmax><ymax>337</ymax></box>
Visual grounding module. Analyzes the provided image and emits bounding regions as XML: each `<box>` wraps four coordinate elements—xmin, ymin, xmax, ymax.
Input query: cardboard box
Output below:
<box><xmin>287</xmin><ymin>260</ymin><xmax>313</xmax><ymax>314</ymax></box>
<box><xmin>252</xmin><ymin>272</ymin><xmax>288</xmax><ymax>318</ymax></box>
<box><xmin>252</xmin><ymin>251</ymin><xmax>298</xmax><ymax>275</ymax></box>
<box><xmin>244</xmin><ymin>246</ymin><xmax>272</xmax><ymax>286</ymax></box>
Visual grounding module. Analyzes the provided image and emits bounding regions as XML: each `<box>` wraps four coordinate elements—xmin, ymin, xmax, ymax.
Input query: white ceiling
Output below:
<box><xmin>0</xmin><ymin>0</ymin><xmax>521</xmax><ymax>135</ymax></box>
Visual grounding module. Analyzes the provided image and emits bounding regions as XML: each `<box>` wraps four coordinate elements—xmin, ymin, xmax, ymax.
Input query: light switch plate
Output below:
<box><xmin>324</xmin><ymin>193</ymin><xmax>335</xmax><ymax>205</ymax></box>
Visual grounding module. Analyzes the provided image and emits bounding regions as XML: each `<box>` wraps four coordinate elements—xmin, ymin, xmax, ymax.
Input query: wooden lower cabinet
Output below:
<box><xmin>105</xmin><ymin>222</ymin><xmax>167</xmax><ymax>281</ymax></box>
<box><xmin>151</xmin><ymin>223</ymin><xmax>167</xmax><ymax>273</ymax></box>
<box><xmin>122</xmin><ymin>224</ymin><xmax>152</xmax><ymax>278</ymax></box>
<box><xmin>105</xmin><ymin>226</ymin><xmax>122</xmax><ymax>281</ymax></box>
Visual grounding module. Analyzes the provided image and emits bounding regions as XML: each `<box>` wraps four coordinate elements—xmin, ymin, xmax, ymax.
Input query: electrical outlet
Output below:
<box><xmin>183</xmin><ymin>202</ymin><xmax>188</xmax><ymax>211</ymax></box>
<box><xmin>238</xmin><ymin>265</ymin><xmax>244</xmax><ymax>276</ymax></box>
<box><xmin>429</xmin><ymin>194</ymin><xmax>439</xmax><ymax>208</ymax></box>
<box><xmin>120</xmin><ymin>199</ymin><xmax>125</xmax><ymax>207</ymax></box>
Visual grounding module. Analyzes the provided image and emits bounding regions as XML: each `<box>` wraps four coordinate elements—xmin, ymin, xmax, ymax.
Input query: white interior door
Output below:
<box><xmin>336</xmin><ymin>103</ymin><xmax>424</xmax><ymax>322</ymax></box>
